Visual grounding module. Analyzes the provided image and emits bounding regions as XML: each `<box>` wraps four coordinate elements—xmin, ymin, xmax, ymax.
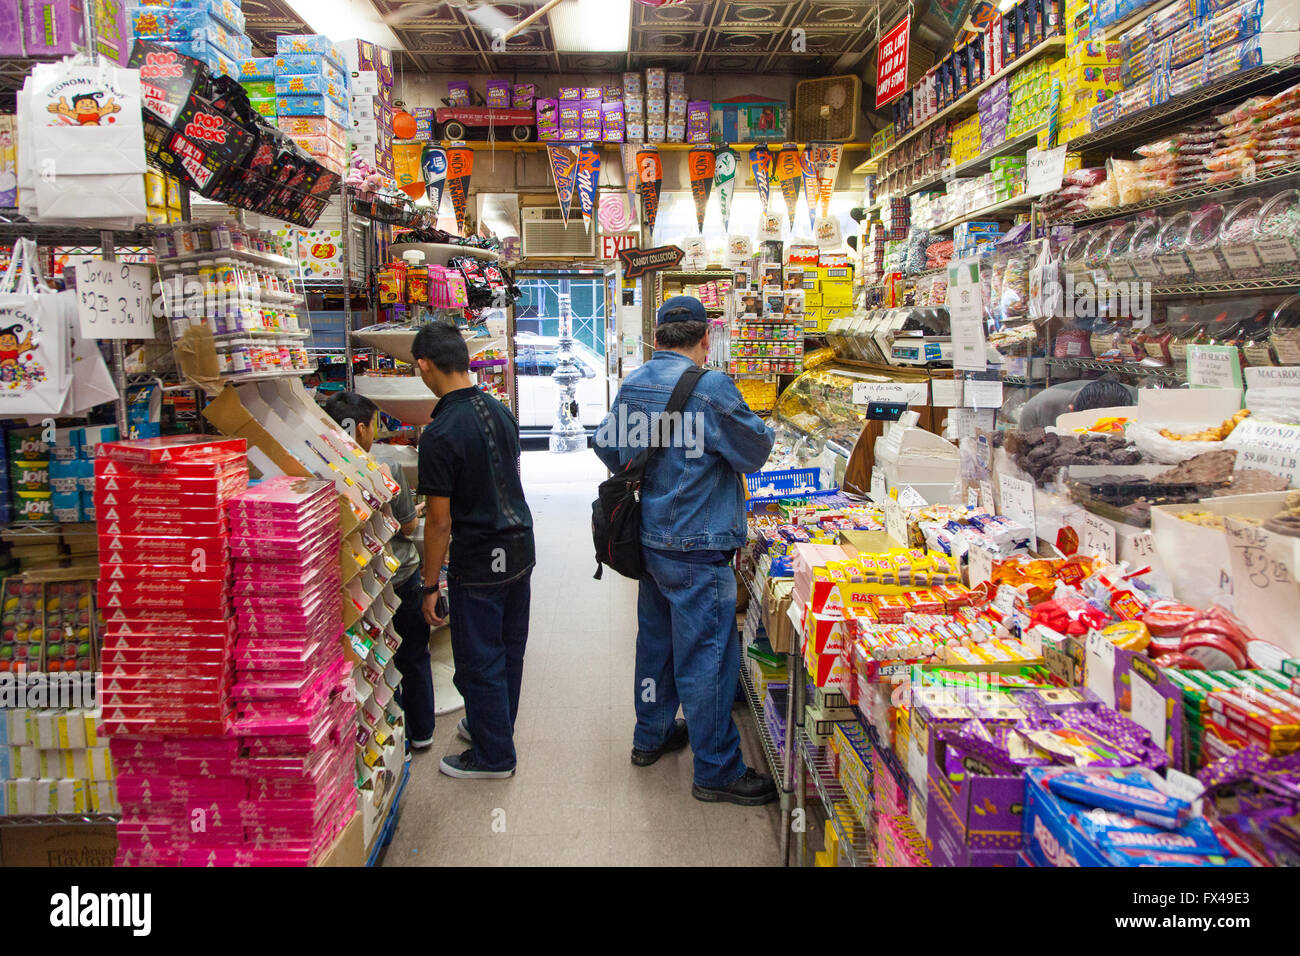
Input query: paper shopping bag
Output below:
<box><xmin>60</xmin><ymin>328</ymin><xmax>118</xmax><ymax>415</ymax></box>
<box><xmin>0</xmin><ymin>292</ymin><xmax>72</xmax><ymax>416</ymax></box>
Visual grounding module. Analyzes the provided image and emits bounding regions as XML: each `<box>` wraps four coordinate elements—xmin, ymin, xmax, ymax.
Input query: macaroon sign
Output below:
<box><xmin>875</xmin><ymin>16</ymin><xmax>910</xmax><ymax>109</ymax></box>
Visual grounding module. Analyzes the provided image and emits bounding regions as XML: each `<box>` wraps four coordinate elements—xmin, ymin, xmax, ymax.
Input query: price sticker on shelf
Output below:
<box><xmin>998</xmin><ymin>475</ymin><xmax>1037</xmax><ymax>541</ymax></box>
<box><xmin>1224</xmin><ymin>517</ymin><xmax>1300</xmax><ymax>651</ymax></box>
<box><xmin>979</xmin><ymin>479</ymin><xmax>995</xmax><ymax>512</ymax></box>
<box><xmin>885</xmin><ymin>498</ymin><xmax>908</xmax><ymax>546</ymax></box>
<box><xmin>898</xmin><ymin>485</ymin><xmax>927</xmax><ymax>508</ymax></box>
<box><xmin>1026</xmin><ymin>145</ymin><xmax>1068</xmax><ymax>198</ymax></box>
<box><xmin>968</xmin><ymin>545</ymin><xmax>993</xmax><ymax>587</ymax></box>
<box><xmin>74</xmin><ymin>261</ymin><xmax>155</xmax><ymax>340</ymax></box>
<box><xmin>1085</xmin><ymin>630</ymin><xmax>1117</xmax><ymax>707</ymax></box>
<box><xmin>1081</xmin><ymin>512</ymin><xmax>1116</xmax><ymax>562</ymax></box>
<box><xmin>948</xmin><ymin>259</ymin><xmax>986</xmax><ymax>371</ymax></box>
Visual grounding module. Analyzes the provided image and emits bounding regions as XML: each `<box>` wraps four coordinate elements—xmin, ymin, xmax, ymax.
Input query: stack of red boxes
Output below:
<box><xmin>95</xmin><ymin>436</ymin><xmax>247</xmax><ymax>864</ymax></box>
<box><xmin>225</xmin><ymin>475</ymin><xmax>355</xmax><ymax>862</ymax></box>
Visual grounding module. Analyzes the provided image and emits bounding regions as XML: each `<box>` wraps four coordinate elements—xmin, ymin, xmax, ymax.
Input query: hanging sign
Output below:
<box><xmin>547</xmin><ymin>144</ymin><xmax>579</xmax><ymax>227</ymax></box>
<box><xmin>74</xmin><ymin>261</ymin><xmax>153</xmax><ymax>339</ymax></box>
<box><xmin>636</xmin><ymin>147</ymin><xmax>663</xmax><ymax>234</ymax></box>
<box><xmin>688</xmin><ymin>146</ymin><xmax>715</xmax><ymax>233</ymax></box>
<box><xmin>875</xmin><ymin>16</ymin><xmax>911</xmax><ymax>109</ymax></box>
<box><xmin>617</xmin><ymin>245</ymin><xmax>684</xmax><ymax>280</ymax></box>
<box><xmin>600</xmin><ymin>233</ymin><xmax>638</xmax><ymax>260</ymax></box>
<box><xmin>421</xmin><ymin>144</ymin><xmax>448</xmax><ymax>215</ymax></box>
<box><xmin>621</xmin><ymin>143</ymin><xmax>639</xmax><ymax>205</ymax></box>
<box><xmin>774</xmin><ymin>143</ymin><xmax>802</xmax><ymax>230</ymax></box>
<box><xmin>809</xmin><ymin>142</ymin><xmax>843</xmax><ymax>218</ymax></box>
<box><xmin>1026</xmin><ymin>145</ymin><xmax>1068</xmax><ymax>198</ymax></box>
<box><xmin>445</xmin><ymin>145</ymin><xmax>474</xmax><ymax>235</ymax></box>
<box><xmin>598</xmin><ymin>190</ymin><xmax>635</xmax><ymax>232</ymax></box>
<box><xmin>576</xmin><ymin>143</ymin><xmax>602</xmax><ymax>233</ymax></box>
<box><xmin>800</xmin><ymin>148</ymin><xmax>820</xmax><ymax>232</ymax></box>
<box><xmin>749</xmin><ymin>144</ymin><xmax>772</xmax><ymax>213</ymax></box>
<box><xmin>948</xmin><ymin>259</ymin><xmax>987</xmax><ymax>371</ymax></box>
<box><xmin>714</xmin><ymin>147</ymin><xmax>737</xmax><ymax>233</ymax></box>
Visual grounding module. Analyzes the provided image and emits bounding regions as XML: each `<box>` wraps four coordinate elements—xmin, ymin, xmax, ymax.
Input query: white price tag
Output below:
<box><xmin>964</xmin><ymin>377</ymin><xmax>1004</xmax><ymax>408</ymax></box>
<box><xmin>948</xmin><ymin>259</ymin><xmax>986</xmax><ymax>372</ymax></box>
<box><xmin>1125</xmin><ymin>531</ymin><xmax>1156</xmax><ymax>564</ymax></box>
<box><xmin>1081</xmin><ymin>513</ymin><xmax>1116</xmax><ymax>562</ymax></box>
<box><xmin>930</xmin><ymin>377</ymin><xmax>962</xmax><ymax>407</ymax></box>
<box><xmin>1156</xmin><ymin>253</ymin><xmax>1190</xmax><ymax>277</ymax></box>
<box><xmin>870</xmin><ymin>467</ymin><xmax>886</xmax><ymax>503</ymax></box>
<box><xmin>979</xmin><ymin>479</ymin><xmax>995</xmax><ymax>512</ymax></box>
<box><xmin>1186</xmin><ymin>344</ymin><xmax>1243</xmax><ymax>390</ymax></box>
<box><xmin>1245</xmin><ymin>366</ymin><xmax>1300</xmax><ymax>388</ymax></box>
<box><xmin>1223</xmin><ymin>419</ymin><xmax>1300</xmax><ymax>486</ymax></box>
<box><xmin>74</xmin><ymin>261</ymin><xmax>155</xmax><ymax>339</ymax></box>
<box><xmin>1026</xmin><ymin>145</ymin><xmax>1067</xmax><ymax>197</ymax></box>
<box><xmin>998</xmin><ymin>475</ymin><xmax>1036</xmax><ymax>540</ymax></box>
<box><xmin>851</xmin><ymin>380</ymin><xmax>928</xmax><ymax>407</ymax></box>
<box><xmin>993</xmin><ymin>584</ymin><xmax>1018</xmax><ymax>616</ymax></box>
<box><xmin>1225</xmin><ymin>518</ymin><xmax>1300</xmax><ymax>655</ymax></box>
<box><xmin>1130</xmin><ymin>674</ymin><xmax>1168</xmax><ymax>752</ymax></box>
<box><xmin>1132</xmin><ymin>257</ymin><xmax>1161</xmax><ymax>279</ymax></box>
<box><xmin>1221</xmin><ymin>244</ymin><xmax>1262</xmax><ymax>270</ymax></box>
<box><xmin>1256</xmin><ymin>237</ymin><xmax>1298</xmax><ymax>265</ymax></box>
<box><xmin>1185</xmin><ymin>251</ymin><xmax>1220</xmax><ymax>275</ymax></box>
<box><xmin>1085</xmin><ymin>630</ymin><xmax>1117</xmax><ymax>707</ymax></box>
<box><xmin>898</xmin><ymin>485</ymin><xmax>927</xmax><ymax>508</ymax></box>
<box><xmin>885</xmin><ymin>498</ymin><xmax>909</xmax><ymax>547</ymax></box>
<box><xmin>966</xmin><ymin>485</ymin><xmax>980</xmax><ymax>507</ymax></box>
<box><xmin>968</xmin><ymin>544</ymin><xmax>993</xmax><ymax>587</ymax></box>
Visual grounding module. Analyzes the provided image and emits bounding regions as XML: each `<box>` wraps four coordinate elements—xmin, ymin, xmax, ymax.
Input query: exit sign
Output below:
<box><xmin>601</xmin><ymin>232</ymin><xmax>638</xmax><ymax>260</ymax></box>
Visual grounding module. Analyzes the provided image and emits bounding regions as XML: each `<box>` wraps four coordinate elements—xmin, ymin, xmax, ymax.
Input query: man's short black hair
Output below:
<box><xmin>1074</xmin><ymin>377</ymin><xmax>1136</xmax><ymax>412</ymax></box>
<box><xmin>411</xmin><ymin>321</ymin><xmax>470</xmax><ymax>373</ymax></box>
<box><xmin>654</xmin><ymin>319</ymin><xmax>708</xmax><ymax>351</ymax></box>
<box><xmin>324</xmin><ymin>391</ymin><xmax>379</xmax><ymax>433</ymax></box>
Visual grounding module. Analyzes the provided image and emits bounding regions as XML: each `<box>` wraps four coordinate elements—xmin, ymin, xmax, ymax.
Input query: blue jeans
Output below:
<box><xmin>448</xmin><ymin>571</ymin><xmax>531</xmax><ymax>771</ymax></box>
<box><xmin>393</xmin><ymin>571</ymin><xmax>436</xmax><ymax>743</ymax></box>
<box><xmin>634</xmin><ymin>548</ymin><xmax>746</xmax><ymax>788</ymax></box>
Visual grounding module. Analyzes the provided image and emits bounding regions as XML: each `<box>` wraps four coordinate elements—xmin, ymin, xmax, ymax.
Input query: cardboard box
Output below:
<box><xmin>0</xmin><ymin>822</ymin><xmax>116</xmax><ymax>866</ymax></box>
<box><xmin>926</xmin><ymin>797</ymin><xmax>1020</xmax><ymax>866</ymax></box>
<box><xmin>761</xmin><ymin>577</ymin><xmax>794</xmax><ymax>654</ymax></box>
<box><xmin>927</xmin><ymin>735</ymin><xmax>1025</xmax><ymax>850</ymax></box>
<box><xmin>315</xmin><ymin>812</ymin><xmax>363</xmax><ymax>866</ymax></box>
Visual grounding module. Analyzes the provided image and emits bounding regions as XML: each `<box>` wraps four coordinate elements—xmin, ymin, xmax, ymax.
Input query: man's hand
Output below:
<box><xmin>422</xmin><ymin>589</ymin><xmax>446</xmax><ymax>627</ymax></box>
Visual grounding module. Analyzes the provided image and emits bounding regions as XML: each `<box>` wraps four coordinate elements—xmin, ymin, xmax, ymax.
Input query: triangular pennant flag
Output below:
<box><xmin>576</xmin><ymin>143</ymin><xmax>602</xmax><ymax>234</ymax></box>
<box><xmin>445</xmin><ymin>146</ymin><xmax>474</xmax><ymax>235</ymax></box>
<box><xmin>421</xmin><ymin>145</ymin><xmax>448</xmax><ymax>216</ymax></box>
<box><xmin>800</xmin><ymin>147</ymin><xmax>820</xmax><ymax>232</ymax></box>
<box><xmin>749</xmin><ymin>145</ymin><xmax>772</xmax><ymax>213</ymax></box>
<box><xmin>774</xmin><ymin>143</ymin><xmax>802</xmax><ymax>230</ymax></box>
<box><xmin>812</xmin><ymin>142</ymin><xmax>844</xmax><ymax>218</ymax></box>
<box><xmin>713</xmin><ymin>147</ymin><xmax>737</xmax><ymax>233</ymax></box>
<box><xmin>687</xmin><ymin>146</ymin><xmax>716</xmax><ymax>233</ymax></box>
<box><xmin>547</xmin><ymin>144</ymin><xmax>579</xmax><ymax>227</ymax></box>
<box><xmin>621</xmin><ymin>143</ymin><xmax>640</xmax><ymax>206</ymax></box>
<box><xmin>636</xmin><ymin>146</ymin><xmax>663</xmax><ymax>234</ymax></box>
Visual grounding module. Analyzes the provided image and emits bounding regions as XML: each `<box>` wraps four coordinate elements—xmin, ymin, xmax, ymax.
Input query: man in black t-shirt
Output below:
<box><xmin>413</xmin><ymin>321</ymin><xmax>535</xmax><ymax>779</ymax></box>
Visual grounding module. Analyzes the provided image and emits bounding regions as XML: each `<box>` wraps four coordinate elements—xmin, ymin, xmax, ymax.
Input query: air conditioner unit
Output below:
<box><xmin>521</xmin><ymin>207</ymin><xmax>597</xmax><ymax>258</ymax></box>
<box><xmin>793</xmin><ymin>75</ymin><xmax>862</xmax><ymax>142</ymax></box>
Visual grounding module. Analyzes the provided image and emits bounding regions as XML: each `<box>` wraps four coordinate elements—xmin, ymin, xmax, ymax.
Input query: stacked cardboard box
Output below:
<box><xmin>344</xmin><ymin>40</ymin><xmax>395</xmax><ymax>176</ymax></box>
<box><xmin>273</xmin><ymin>35</ymin><xmax>351</xmax><ymax>176</ymax></box>
<box><xmin>128</xmin><ymin>0</ymin><xmax>251</xmax><ymax>79</ymax></box>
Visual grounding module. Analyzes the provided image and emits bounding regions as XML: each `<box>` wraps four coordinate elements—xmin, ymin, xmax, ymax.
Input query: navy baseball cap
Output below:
<box><xmin>657</xmin><ymin>295</ymin><xmax>707</xmax><ymax>325</ymax></box>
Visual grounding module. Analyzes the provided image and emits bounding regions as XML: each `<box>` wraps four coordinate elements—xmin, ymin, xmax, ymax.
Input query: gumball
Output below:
<box><xmin>77</xmin><ymin>641</ymin><xmax>91</xmax><ymax>656</ymax></box>
<box><xmin>28</xmin><ymin>628</ymin><xmax>41</xmax><ymax>644</ymax></box>
<box><xmin>75</xmin><ymin>658</ymin><xmax>90</xmax><ymax>670</ymax></box>
<box><xmin>13</xmin><ymin>645</ymin><xmax>26</xmax><ymax>659</ymax></box>
<box><xmin>2</xmin><ymin>628</ymin><xmax>14</xmax><ymax>642</ymax></box>
<box><xmin>78</xmin><ymin>596</ymin><xmax>90</xmax><ymax>610</ymax></box>
<box><xmin>13</xmin><ymin>626</ymin><xmax>26</xmax><ymax>642</ymax></box>
<box><xmin>46</xmin><ymin>597</ymin><xmax>59</xmax><ymax>612</ymax></box>
<box><xmin>0</xmin><ymin>646</ymin><xmax>11</xmax><ymax>660</ymax></box>
<box><xmin>20</xmin><ymin>583</ymin><xmax>36</xmax><ymax>597</ymax></box>
<box><xmin>4</xmin><ymin>597</ymin><xmax>19</xmax><ymax>612</ymax></box>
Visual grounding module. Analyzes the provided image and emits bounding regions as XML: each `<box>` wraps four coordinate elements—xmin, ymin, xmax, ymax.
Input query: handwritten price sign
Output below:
<box><xmin>1225</xmin><ymin>517</ymin><xmax>1300</xmax><ymax>655</ymax></box>
<box><xmin>74</xmin><ymin>262</ymin><xmax>154</xmax><ymax>340</ymax></box>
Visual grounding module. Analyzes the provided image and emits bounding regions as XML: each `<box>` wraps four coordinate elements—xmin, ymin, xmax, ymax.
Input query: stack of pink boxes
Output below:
<box><xmin>225</xmin><ymin>475</ymin><xmax>354</xmax><ymax>864</ymax></box>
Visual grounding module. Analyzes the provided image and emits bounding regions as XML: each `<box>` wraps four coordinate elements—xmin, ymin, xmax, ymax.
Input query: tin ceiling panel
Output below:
<box><xmin>633</xmin><ymin>0</ymin><xmax>713</xmax><ymax>27</ymax></box>
<box><xmin>715</xmin><ymin>1</ymin><xmax>801</xmax><ymax>31</ymax></box>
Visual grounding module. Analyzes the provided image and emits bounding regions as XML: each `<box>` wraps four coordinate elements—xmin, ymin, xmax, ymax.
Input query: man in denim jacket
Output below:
<box><xmin>594</xmin><ymin>296</ymin><xmax>777</xmax><ymax>805</ymax></box>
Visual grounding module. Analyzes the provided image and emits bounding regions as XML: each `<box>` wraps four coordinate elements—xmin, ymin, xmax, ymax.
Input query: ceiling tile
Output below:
<box><xmin>785</xmin><ymin>28</ymin><xmax>857</xmax><ymax>53</ymax></box>
<box><xmin>482</xmin><ymin>53</ymin><xmax>556</xmax><ymax>72</ymax></box>
<box><xmin>633</xmin><ymin>0</ymin><xmax>712</xmax><ymax>28</ymax></box>
<box><xmin>558</xmin><ymin>52</ymin><xmax>626</xmax><ymax>73</ymax></box>
<box><xmin>372</xmin><ymin>0</ymin><xmax>461</xmax><ymax>26</ymax></box>
<box><xmin>706</xmin><ymin>30</ymin><xmax>781</xmax><ymax>53</ymax></box>
<box><xmin>716</xmin><ymin>1</ymin><xmax>801</xmax><ymax>31</ymax></box>
<box><xmin>763</xmin><ymin>52</ymin><xmax>841</xmax><ymax>74</ymax></box>
<box><xmin>702</xmin><ymin>53</ymin><xmax>775</xmax><ymax>73</ymax></box>
<box><xmin>799</xmin><ymin>0</ymin><xmax>878</xmax><ymax>30</ymax></box>
<box><xmin>396</xmin><ymin>25</ymin><xmax>484</xmax><ymax>52</ymax></box>
<box><xmin>633</xmin><ymin>26</ymin><xmax>708</xmax><ymax>54</ymax></box>
<box><xmin>418</xmin><ymin>52</ymin><xmax>491</xmax><ymax>72</ymax></box>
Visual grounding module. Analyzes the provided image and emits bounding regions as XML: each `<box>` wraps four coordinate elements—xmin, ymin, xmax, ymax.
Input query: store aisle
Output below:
<box><xmin>383</xmin><ymin>448</ymin><xmax>782</xmax><ymax>867</ymax></box>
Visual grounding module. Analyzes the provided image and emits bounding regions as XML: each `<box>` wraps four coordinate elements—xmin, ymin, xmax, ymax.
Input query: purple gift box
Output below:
<box><xmin>0</xmin><ymin>0</ymin><xmax>25</xmax><ymax>55</ymax></box>
<box><xmin>558</xmin><ymin>98</ymin><xmax>580</xmax><ymax>128</ymax></box>
<box><xmin>927</xmin><ymin>797</ymin><xmax>1020</xmax><ymax>866</ymax></box>
<box><xmin>535</xmin><ymin>98</ymin><xmax>559</xmax><ymax>139</ymax></box>
<box><xmin>486</xmin><ymin>79</ymin><xmax>510</xmax><ymax>108</ymax></box>
<box><xmin>23</xmin><ymin>0</ymin><xmax>87</xmax><ymax>57</ymax></box>
<box><xmin>927</xmin><ymin>732</ymin><xmax>1027</xmax><ymax>850</ymax></box>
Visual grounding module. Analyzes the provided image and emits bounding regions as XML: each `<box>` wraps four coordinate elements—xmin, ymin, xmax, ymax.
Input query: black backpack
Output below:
<box><xmin>592</xmin><ymin>366</ymin><xmax>705</xmax><ymax>580</ymax></box>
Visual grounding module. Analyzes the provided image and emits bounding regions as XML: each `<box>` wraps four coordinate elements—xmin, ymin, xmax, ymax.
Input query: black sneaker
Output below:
<box><xmin>438</xmin><ymin>749</ymin><xmax>515</xmax><ymax>779</ymax></box>
<box><xmin>630</xmin><ymin>718</ymin><xmax>690</xmax><ymax>767</ymax></box>
<box><xmin>692</xmin><ymin>768</ymin><xmax>778</xmax><ymax>806</ymax></box>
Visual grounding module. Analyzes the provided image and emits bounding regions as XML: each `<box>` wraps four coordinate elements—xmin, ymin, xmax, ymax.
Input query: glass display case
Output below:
<box><xmin>767</xmin><ymin>351</ymin><xmax>932</xmax><ymax>470</ymax></box>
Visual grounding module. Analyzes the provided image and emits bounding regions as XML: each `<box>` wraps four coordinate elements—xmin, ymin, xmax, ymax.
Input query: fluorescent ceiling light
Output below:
<box><xmin>549</xmin><ymin>0</ymin><xmax>631</xmax><ymax>52</ymax></box>
<box><xmin>997</xmin><ymin>0</ymin><xmax>1016</xmax><ymax>10</ymax></box>
<box><xmin>284</xmin><ymin>0</ymin><xmax>404</xmax><ymax>50</ymax></box>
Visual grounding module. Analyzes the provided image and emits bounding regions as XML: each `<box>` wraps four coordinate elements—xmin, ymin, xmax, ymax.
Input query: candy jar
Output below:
<box><xmin>1183</xmin><ymin>202</ymin><xmax>1228</xmax><ymax>281</ymax></box>
<box><xmin>1217</xmin><ymin>197</ymin><xmax>1265</xmax><ymax>279</ymax></box>
<box><xmin>1253</xmin><ymin>188</ymin><xmax>1300</xmax><ymax>276</ymax></box>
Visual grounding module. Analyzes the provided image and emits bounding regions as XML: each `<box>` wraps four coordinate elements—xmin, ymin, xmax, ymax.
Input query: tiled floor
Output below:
<box><xmin>382</xmin><ymin>448</ymin><xmax>782</xmax><ymax>867</ymax></box>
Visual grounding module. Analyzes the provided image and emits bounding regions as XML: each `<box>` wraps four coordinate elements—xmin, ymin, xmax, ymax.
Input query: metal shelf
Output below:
<box><xmin>1150</xmin><ymin>274</ymin><xmax>1300</xmax><ymax>297</ymax></box>
<box><xmin>1048</xmin><ymin>356</ymin><xmax>1186</xmax><ymax>379</ymax></box>
<box><xmin>1004</xmin><ymin>375</ymin><xmax>1047</xmax><ymax>386</ymax></box>
<box><xmin>1047</xmin><ymin>163</ymin><xmax>1300</xmax><ymax>224</ymax></box>
<box><xmin>926</xmin><ymin>191</ymin><xmax>1035</xmax><ymax>233</ymax></box>
<box><xmin>852</xmin><ymin>36</ymin><xmax>1067</xmax><ymax>175</ymax></box>
<box><xmin>159</xmin><ymin>247</ymin><xmax>295</xmax><ymax>270</ymax></box>
<box><xmin>0</xmin><ymin>813</ymin><xmax>120</xmax><ymax>826</ymax></box>
<box><xmin>1067</xmin><ymin>55</ymin><xmax>1300</xmax><ymax>154</ymax></box>
<box><xmin>799</xmin><ymin>728</ymin><xmax>874</xmax><ymax>867</ymax></box>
